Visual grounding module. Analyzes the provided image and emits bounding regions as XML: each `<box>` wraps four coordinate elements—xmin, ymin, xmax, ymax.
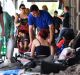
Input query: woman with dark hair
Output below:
<box><xmin>15</xmin><ymin>4</ymin><xmax>29</xmax><ymax>54</ymax></box>
<box><xmin>31</xmin><ymin>29</ymin><xmax>51</xmax><ymax>57</ymax></box>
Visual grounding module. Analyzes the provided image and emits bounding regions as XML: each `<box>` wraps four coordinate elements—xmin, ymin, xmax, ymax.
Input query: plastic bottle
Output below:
<box><xmin>1</xmin><ymin>36</ymin><xmax>7</xmax><ymax>55</ymax></box>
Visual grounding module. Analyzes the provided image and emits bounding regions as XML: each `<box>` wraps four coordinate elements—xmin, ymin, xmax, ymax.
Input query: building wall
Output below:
<box><xmin>76</xmin><ymin>0</ymin><xmax>80</xmax><ymax>31</ymax></box>
<box><xmin>70</xmin><ymin>0</ymin><xmax>77</xmax><ymax>31</ymax></box>
<box><xmin>63</xmin><ymin>0</ymin><xmax>80</xmax><ymax>31</ymax></box>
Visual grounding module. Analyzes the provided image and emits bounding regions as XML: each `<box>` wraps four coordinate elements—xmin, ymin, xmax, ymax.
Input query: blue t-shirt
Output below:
<box><xmin>28</xmin><ymin>10</ymin><xmax>53</xmax><ymax>29</ymax></box>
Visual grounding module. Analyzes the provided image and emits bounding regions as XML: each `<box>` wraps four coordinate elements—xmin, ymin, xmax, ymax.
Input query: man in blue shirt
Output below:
<box><xmin>28</xmin><ymin>4</ymin><xmax>55</xmax><ymax>55</ymax></box>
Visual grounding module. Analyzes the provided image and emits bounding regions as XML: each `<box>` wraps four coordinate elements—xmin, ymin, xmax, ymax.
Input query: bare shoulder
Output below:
<box><xmin>33</xmin><ymin>39</ymin><xmax>37</xmax><ymax>43</ymax></box>
<box><xmin>33</xmin><ymin>39</ymin><xmax>40</xmax><ymax>46</ymax></box>
<box><xmin>32</xmin><ymin>39</ymin><xmax>37</xmax><ymax>44</ymax></box>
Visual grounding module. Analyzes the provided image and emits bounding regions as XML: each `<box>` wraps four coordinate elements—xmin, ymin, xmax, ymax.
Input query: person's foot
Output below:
<box><xmin>0</xmin><ymin>59</ymin><xmax>11</xmax><ymax>68</ymax></box>
<box><xmin>0</xmin><ymin>58</ymin><xmax>3</xmax><ymax>64</ymax></box>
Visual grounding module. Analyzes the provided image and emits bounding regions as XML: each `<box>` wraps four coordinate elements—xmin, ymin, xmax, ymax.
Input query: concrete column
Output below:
<box><xmin>76</xmin><ymin>0</ymin><xmax>80</xmax><ymax>31</ymax></box>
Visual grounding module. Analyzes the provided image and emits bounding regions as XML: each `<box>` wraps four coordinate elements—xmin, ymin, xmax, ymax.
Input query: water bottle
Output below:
<box><xmin>1</xmin><ymin>36</ymin><xmax>7</xmax><ymax>55</ymax></box>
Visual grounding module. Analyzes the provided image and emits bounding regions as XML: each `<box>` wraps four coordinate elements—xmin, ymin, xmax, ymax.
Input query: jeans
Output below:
<box><xmin>56</xmin><ymin>27</ymin><xmax>69</xmax><ymax>44</ymax></box>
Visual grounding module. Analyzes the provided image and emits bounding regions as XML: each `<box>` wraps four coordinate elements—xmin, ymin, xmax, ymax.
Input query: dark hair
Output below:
<box><xmin>42</xmin><ymin>5</ymin><xmax>48</xmax><ymax>11</ymax></box>
<box><xmin>0</xmin><ymin>4</ymin><xmax>3</xmax><ymax>14</ymax></box>
<box><xmin>39</xmin><ymin>29</ymin><xmax>49</xmax><ymax>40</ymax></box>
<box><xmin>54</xmin><ymin>10</ymin><xmax>58</xmax><ymax>14</ymax></box>
<box><xmin>63</xmin><ymin>29</ymin><xmax>75</xmax><ymax>40</ymax></box>
<box><xmin>30</xmin><ymin>4</ymin><xmax>39</xmax><ymax>12</ymax></box>
<box><xmin>19</xmin><ymin>4</ymin><xmax>25</xmax><ymax>9</ymax></box>
<box><xmin>64</xmin><ymin>6</ymin><xmax>70</xmax><ymax>11</ymax></box>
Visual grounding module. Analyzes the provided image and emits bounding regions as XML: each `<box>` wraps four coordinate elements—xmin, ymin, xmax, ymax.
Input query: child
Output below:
<box><xmin>17</xmin><ymin>30</ymin><xmax>29</xmax><ymax>54</ymax></box>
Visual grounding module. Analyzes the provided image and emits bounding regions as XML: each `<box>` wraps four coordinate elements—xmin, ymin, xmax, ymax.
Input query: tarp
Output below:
<box><xmin>0</xmin><ymin>69</ymin><xmax>21</xmax><ymax>75</ymax></box>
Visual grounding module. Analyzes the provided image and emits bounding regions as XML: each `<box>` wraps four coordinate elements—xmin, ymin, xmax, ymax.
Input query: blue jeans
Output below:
<box><xmin>56</xmin><ymin>27</ymin><xmax>69</xmax><ymax>44</ymax></box>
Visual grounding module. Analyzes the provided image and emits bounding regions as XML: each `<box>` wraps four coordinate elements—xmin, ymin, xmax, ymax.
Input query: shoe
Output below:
<box><xmin>0</xmin><ymin>59</ymin><xmax>3</xmax><ymax>64</ymax></box>
<box><xmin>0</xmin><ymin>59</ymin><xmax>11</xmax><ymax>68</ymax></box>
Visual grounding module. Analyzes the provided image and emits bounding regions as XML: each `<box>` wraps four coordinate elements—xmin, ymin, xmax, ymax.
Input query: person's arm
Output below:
<box><xmin>29</xmin><ymin>25</ymin><xmax>34</xmax><ymax>43</ymax></box>
<box><xmin>49</xmin><ymin>24</ymin><xmax>56</xmax><ymax>55</ymax></box>
<box><xmin>14</xmin><ymin>14</ymin><xmax>20</xmax><ymax>27</ymax></box>
<box><xmin>59</xmin><ymin>13</ymin><xmax>64</xmax><ymax>20</ymax></box>
<box><xmin>31</xmin><ymin>40</ymin><xmax>36</xmax><ymax>57</ymax></box>
<box><xmin>28</xmin><ymin>14</ymin><xmax>35</xmax><ymax>47</ymax></box>
<box><xmin>49</xmin><ymin>24</ymin><xmax>54</xmax><ymax>44</ymax></box>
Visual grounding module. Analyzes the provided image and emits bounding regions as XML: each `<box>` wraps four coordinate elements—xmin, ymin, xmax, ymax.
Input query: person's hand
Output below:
<box><xmin>48</xmin><ymin>39</ymin><xmax>52</xmax><ymax>45</ymax></box>
<box><xmin>29</xmin><ymin>42</ymin><xmax>32</xmax><ymax>49</ymax></box>
<box><xmin>16</xmin><ymin>23</ymin><xmax>20</xmax><ymax>27</ymax></box>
